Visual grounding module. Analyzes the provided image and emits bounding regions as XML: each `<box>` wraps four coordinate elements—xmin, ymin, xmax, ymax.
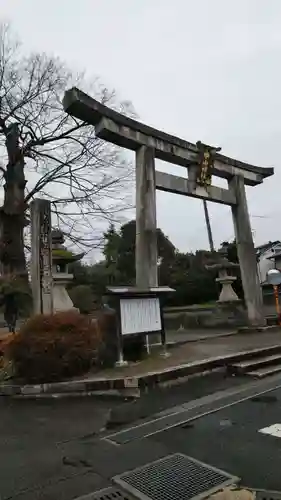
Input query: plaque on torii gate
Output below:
<box><xmin>63</xmin><ymin>88</ymin><xmax>274</xmax><ymax>328</ymax></box>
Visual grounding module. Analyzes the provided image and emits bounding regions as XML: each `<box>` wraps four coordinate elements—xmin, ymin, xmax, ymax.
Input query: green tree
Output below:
<box><xmin>103</xmin><ymin>223</ymin><xmax>122</xmax><ymax>284</ymax></box>
<box><xmin>221</xmin><ymin>240</ymin><xmax>238</xmax><ymax>263</ymax></box>
<box><xmin>69</xmin><ymin>260</ymin><xmax>111</xmax><ymax>302</ymax></box>
<box><xmin>164</xmin><ymin>250</ymin><xmax>217</xmax><ymax>306</ymax></box>
<box><xmin>71</xmin><ymin>223</ymin><xmax>236</xmax><ymax>308</ymax></box>
<box><xmin>115</xmin><ymin>220</ymin><xmax>138</xmax><ymax>284</ymax></box>
<box><xmin>103</xmin><ymin>223</ymin><xmax>120</xmax><ymax>265</ymax></box>
<box><xmin>102</xmin><ymin>220</ymin><xmax>176</xmax><ymax>285</ymax></box>
<box><xmin>68</xmin><ymin>285</ymin><xmax>95</xmax><ymax>314</ymax></box>
<box><xmin>69</xmin><ymin>261</ymin><xmax>91</xmax><ymax>287</ymax></box>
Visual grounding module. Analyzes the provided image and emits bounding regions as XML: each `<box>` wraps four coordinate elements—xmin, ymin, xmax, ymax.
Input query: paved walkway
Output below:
<box><xmin>83</xmin><ymin>329</ymin><xmax>281</xmax><ymax>380</ymax></box>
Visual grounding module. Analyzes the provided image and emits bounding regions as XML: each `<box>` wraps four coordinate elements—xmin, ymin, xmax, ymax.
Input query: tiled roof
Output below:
<box><xmin>256</xmin><ymin>240</ymin><xmax>281</xmax><ymax>257</ymax></box>
<box><xmin>267</xmin><ymin>251</ymin><xmax>281</xmax><ymax>260</ymax></box>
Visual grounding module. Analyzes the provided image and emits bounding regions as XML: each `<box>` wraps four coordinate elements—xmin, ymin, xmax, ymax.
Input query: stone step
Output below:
<box><xmin>232</xmin><ymin>353</ymin><xmax>281</xmax><ymax>373</ymax></box>
<box><xmin>247</xmin><ymin>364</ymin><xmax>281</xmax><ymax>378</ymax></box>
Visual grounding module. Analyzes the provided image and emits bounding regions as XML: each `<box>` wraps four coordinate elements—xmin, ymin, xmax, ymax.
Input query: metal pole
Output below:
<box><xmin>273</xmin><ymin>285</ymin><xmax>281</xmax><ymax>326</ymax></box>
<box><xmin>159</xmin><ymin>297</ymin><xmax>170</xmax><ymax>358</ymax></box>
<box><xmin>115</xmin><ymin>298</ymin><xmax>128</xmax><ymax>367</ymax></box>
<box><xmin>203</xmin><ymin>199</ymin><xmax>214</xmax><ymax>252</ymax></box>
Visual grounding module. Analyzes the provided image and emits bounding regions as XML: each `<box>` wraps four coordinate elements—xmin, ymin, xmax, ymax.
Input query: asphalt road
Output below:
<box><xmin>0</xmin><ymin>397</ymin><xmax>112</xmax><ymax>500</ymax></box>
<box><xmin>0</xmin><ymin>373</ymin><xmax>246</xmax><ymax>500</ymax></box>
<box><xmin>2</xmin><ymin>373</ymin><xmax>281</xmax><ymax>499</ymax></box>
<box><xmin>153</xmin><ymin>385</ymin><xmax>281</xmax><ymax>491</ymax></box>
<box><xmin>103</xmin><ymin>374</ymin><xmax>281</xmax><ymax>493</ymax></box>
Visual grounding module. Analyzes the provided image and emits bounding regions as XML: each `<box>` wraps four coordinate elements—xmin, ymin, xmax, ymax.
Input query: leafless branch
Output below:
<box><xmin>0</xmin><ymin>22</ymin><xmax>137</xmax><ymax>255</ymax></box>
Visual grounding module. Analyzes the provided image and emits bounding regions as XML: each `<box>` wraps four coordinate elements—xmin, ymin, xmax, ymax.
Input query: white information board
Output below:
<box><xmin>120</xmin><ymin>297</ymin><xmax>161</xmax><ymax>335</ymax></box>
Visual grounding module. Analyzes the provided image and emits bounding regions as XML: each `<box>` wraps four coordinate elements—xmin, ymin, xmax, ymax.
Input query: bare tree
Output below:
<box><xmin>0</xmin><ymin>24</ymin><xmax>135</xmax><ymax>277</ymax></box>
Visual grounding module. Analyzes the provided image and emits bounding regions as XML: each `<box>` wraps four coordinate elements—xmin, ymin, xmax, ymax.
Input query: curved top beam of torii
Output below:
<box><xmin>63</xmin><ymin>87</ymin><xmax>274</xmax><ymax>187</ymax></box>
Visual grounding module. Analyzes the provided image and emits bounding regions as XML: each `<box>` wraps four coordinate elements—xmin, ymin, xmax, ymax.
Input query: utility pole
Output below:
<box><xmin>195</xmin><ymin>141</ymin><xmax>220</xmax><ymax>254</ymax></box>
<box><xmin>203</xmin><ymin>199</ymin><xmax>214</xmax><ymax>252</ymax></box>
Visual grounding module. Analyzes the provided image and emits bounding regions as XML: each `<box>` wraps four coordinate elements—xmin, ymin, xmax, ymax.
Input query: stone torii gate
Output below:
<box><xmin>63</xmin><ymin>88</ymin><xmax>274</xmax><ymax>327</ymax></box>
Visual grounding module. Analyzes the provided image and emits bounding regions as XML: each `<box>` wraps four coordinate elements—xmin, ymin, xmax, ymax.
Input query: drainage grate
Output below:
<box><xmin>76</xmin><ymin>486</ymin><xmax>134</xmax><ymax>500</ymax></box>
<box><xmin>113</xmin><ymin>453</ymin><xmax>239</xmax><ymax>500</ymax></box>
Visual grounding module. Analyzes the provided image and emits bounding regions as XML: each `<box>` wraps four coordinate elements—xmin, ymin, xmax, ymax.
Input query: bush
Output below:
<box><xmin>6</xmin><ymin>311</ymin><xmax>102</xmax><ymax>383</ymax></box>
<box><xmin>0</xmin><ymin>332</ymin><xmax>17</xmax><ymax>354</ymax></box>
<box><xmin>68</xmin><ymin>285</ymin><xmax>96</xmax><ymax>314</ymax></box>
<box><xmin>0</xmin><ymin>274</ymin><xmax>32</xmax><ymax>317</ymax></box>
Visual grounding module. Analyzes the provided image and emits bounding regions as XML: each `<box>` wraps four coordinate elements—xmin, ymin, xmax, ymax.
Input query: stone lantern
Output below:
<box><xmin>206</xmin><ymin>246</ymin><xmax>240</xmax><ymax>303</ymax></box>
<box><xmin>51</xmin><ymin>229</ymin><xmax>84</xmax><ymax>312</ymax></box>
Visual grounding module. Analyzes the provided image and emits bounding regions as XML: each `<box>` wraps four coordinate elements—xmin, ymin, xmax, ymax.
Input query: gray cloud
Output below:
<box><xmin>1</xmin><ymin>0</ymin><xmax>281</xmax><ymax>254</ymax></box>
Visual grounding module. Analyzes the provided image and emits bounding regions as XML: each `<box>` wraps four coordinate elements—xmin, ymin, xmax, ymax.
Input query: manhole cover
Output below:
<box><xmin>77</xmin><ymin>486</ymin><xmax>134</xmax><ymax>499</ymax></box>
<box><xmin>113</xmin><ymin>453</ymin><xmax>239</xmax><ymax>500</ymax></box>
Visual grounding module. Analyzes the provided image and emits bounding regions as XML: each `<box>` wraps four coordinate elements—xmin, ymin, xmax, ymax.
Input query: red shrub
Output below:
<box><xmin>0</xmin><ymin>332</ymin><xmax>18</xmax><ymax>353</ymax></box>
<box><xmin>7</xmin><ymin>311</ymin><xmax>102</xmax><ymax>383</ymax></box>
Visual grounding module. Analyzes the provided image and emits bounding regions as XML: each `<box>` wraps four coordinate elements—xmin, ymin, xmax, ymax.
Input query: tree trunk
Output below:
<box><xmin>0</xmin><ymin>123</ymin><xmax>27</xmax><ymax>277</ymax></box>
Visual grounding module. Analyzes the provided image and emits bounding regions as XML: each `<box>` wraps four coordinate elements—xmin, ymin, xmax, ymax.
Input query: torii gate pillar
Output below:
<box><xmin>229</xmin><ymin>176</ymin><xmax>265</xmax><ymax>326</ymax></box>
<box><xmin>135</xmin><ymin>145</ymin><xmax>158</xmax><ymax>288</ymax></box>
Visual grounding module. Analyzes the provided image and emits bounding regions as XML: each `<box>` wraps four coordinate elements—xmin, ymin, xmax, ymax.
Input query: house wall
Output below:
<box><xmin>258</xmin><ymin>244</ymin><xmax>281</xmax><ymax>283</ymax></box>
<box><xmin>258</xmin><ymin>250</ymin><xmax>275</xmax><ymax>283</ymax></box>
<box><xmin>275</xmin><ymin>255</ymin><xmax>281</xmax><ymax>272</ymax></box>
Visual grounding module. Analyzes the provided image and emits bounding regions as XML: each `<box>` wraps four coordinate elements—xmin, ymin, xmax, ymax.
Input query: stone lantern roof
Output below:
<box><xmin>51</xmin><ymin>229</ymin><xmax>65</xmax><ymax>248</ymax></box>
<box><xmin>51</xmin><ymin>229</ymin><xmax>84</xmax><ymax>264</ymax></box>
<box><xmin>205</xmin><ymin>245</ymin><xmax>239</xmax><ymax>273</ymax></box>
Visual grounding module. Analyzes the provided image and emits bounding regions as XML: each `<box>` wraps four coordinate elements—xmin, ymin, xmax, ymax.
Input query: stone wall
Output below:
<box><xmin>163</xmin><ymin>302</ymin><xmax>247</xmax><ymax>330</ymax></box>
<box><xmin>163</xmin><ymin>286</ymin><xmax>280</xmax><ymax>331</ymax></box>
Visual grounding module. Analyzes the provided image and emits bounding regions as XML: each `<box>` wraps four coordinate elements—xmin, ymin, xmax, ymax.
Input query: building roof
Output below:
<box><xmin>256</xmin><ymin>240</ymin><xmax>281</xmax><ymax>257</ymax></box>
<box><xmin>267</xmin><ymin>251</ymin><xmax>281</xmax><ymax>260</ymax></box>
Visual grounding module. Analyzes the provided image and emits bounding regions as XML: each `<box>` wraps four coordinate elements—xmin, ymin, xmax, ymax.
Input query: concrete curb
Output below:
<box><xmin>166</xmin><ymin>330</ymin><xmax>237</xmax><ymax>347</ymax></box>
<box><xmin>1</xmin><ymin>343</ymin><xmax>281</xmax><ymax>399</ymax></box>
<box><xmin>237</xmin><ymin>325</ymin><xmax>281</xmax><ymax>333</ymax></box>
<box><xmin>167</xmin><ymin>325</ymin><xmax>281</xmax><ymax>348</ymax></box>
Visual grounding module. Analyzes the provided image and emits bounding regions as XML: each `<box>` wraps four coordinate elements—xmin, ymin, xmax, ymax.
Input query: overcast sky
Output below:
<box><xmin>2</xmin><ymin>0</ymin><xmax>281</xmax><ymax>256</ymax></box>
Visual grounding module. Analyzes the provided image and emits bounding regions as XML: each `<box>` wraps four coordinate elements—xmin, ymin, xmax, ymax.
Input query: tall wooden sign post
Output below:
<box><xmin>30</xmin><ymin>199</ymin><xmax>53</xmax><ymax>315</ymax></box>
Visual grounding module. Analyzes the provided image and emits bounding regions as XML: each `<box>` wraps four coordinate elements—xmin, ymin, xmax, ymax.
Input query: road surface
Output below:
<box><xmin>2</xmin><ymin>372</ymin><xmax>281</xmax><ymax>498</ymax></box>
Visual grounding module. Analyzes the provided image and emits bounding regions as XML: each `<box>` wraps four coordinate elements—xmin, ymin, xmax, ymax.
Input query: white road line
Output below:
<box><xmin>259</xmin><ymin>424</ymin><xmax>281</xmax><ymax>438</ymax></box>
<box><xmin>104</xmin><ymin>376</ymin><xmax>281</xmax><ymax>445</ymax></box>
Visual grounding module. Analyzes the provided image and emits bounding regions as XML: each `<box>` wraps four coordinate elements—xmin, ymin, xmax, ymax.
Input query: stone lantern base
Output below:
<box><xmin>216</xmin><ymin>276</ymin><xmax>240</xmax><ymax>303</ymax></box>
<box><xmin>53</xmin><ymin>273</ymin><xmax>78</xmax><ymax>313</ymax></box>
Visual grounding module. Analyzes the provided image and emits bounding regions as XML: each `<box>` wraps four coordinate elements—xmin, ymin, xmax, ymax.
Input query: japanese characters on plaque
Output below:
<box><xmin>39</xmin><ymin>206</ymin><xmax>52</xmax><ymax>295</ymax></box>
<box><xmin>120</xmin><ymin>297</ymin><xmax>161</xmax><ymax>335</ymax></box>
<box><xmin>195</xmin><ymin>141</ymin><xmax>220</xmax><ymax>188</ymax></box>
